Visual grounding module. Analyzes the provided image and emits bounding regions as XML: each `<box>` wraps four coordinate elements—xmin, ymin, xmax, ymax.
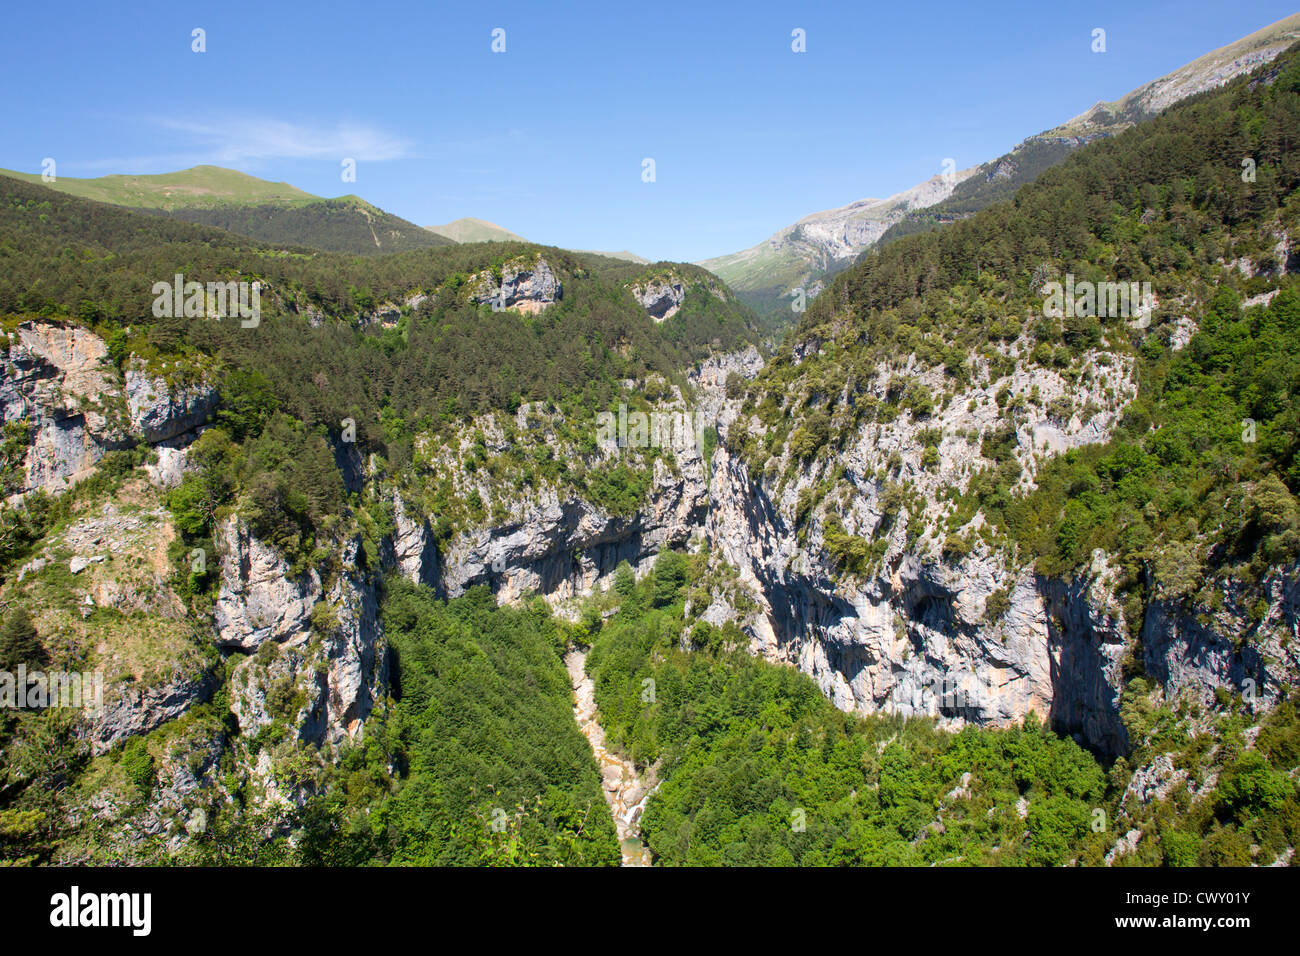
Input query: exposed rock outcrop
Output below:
<box><xmin>213</xmin><ymin>516</ymin><xmax>321</xmax><ymax>651</ymax></box>
<box><xmin>440</xmin><ymin>447</ymin><xmax>709</xmax><ymax>604</ymax></box>
<box><xmin>1</xmin><ymin>323</ymin><xmax>220</xmax><ymax>498</ymax></box>
<box><xmin>472</xmin><ymin>254</ymin><xmax>562</xmax><ymax>314</ymax></box>
<box><xmin>631</xmin><ymin>272</ymin><xmax>729</xmax><ymax>322</ymax></box>
<box><xmin>690</xmin><ymin>338</ymin><xmax>1300</xmax><ymax>757</ymax></box>
<box><xmin>1141</xmin><ymin>558</ymin><xmax>1300</xmax><ymax>712</ymax></box>
<box><xmin>386</xmin><ymin>493</ymin><xmax>441</xmax><ymax>590</ymax></box>
<box><xmin>632</xmin><ymin>278</ymin><xmax>686</xmax><ymax>321</ymax></box>
<box><xmin>90</xmin><ymin>668</ymin><xmax>219</xmax><ymax>756</ymax></box>
<box><xmin>124</xmin><ymin>357</ymin><xmax>218</xmax><ymax>444</ymax></box>
<box><xmin>0</xmin><ymin>320</ymin><xmax>128</xmax><ymax>495</ymax></box>
<box><xmin>224</xmin><ymin>531</ymin><xmax>386</xmax><ymax>748</ymax></box>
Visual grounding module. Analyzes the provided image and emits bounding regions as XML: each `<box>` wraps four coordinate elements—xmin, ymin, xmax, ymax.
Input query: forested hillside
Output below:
<box><xmin>734</xmin><ymin>44</ymin><xmax>1300</xmax><ymax>598</ymax></box>
<box><xmin>876</xmin><ymin>138</ymin><xmax>1081</xmax><ymax>247</ymax></box>
<box><xmin>0</xmin><ymin>174</ymin><xmax>757</xmax><ymax>433</ymax></box>
<box><xmin>160</xmin><ymin>197</ymin><xmax>453</xmax><ymax>256</ymax></box>
<box><xmin>582</xmin><ymin>554</ymin><xmax>1299</xmax><ymax>865</ymax></box>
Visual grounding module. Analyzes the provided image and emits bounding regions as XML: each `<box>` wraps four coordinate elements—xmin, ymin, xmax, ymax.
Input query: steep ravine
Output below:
<box><xmin>564</xmin><ymin>649</ymin><xmax>657</xmax><ymax>866</ymax></box>
<box><xmin>13</xmin><ymin>317</ymin><xmax>1295</xmax><ymax>836</ymax></box>
<box><xmin>382</xmin><ymin>344</ymin><xmax>1297</xmax><ymax>761</ymax></box>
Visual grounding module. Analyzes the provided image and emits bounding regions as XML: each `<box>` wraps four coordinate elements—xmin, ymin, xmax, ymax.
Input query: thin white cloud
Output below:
<box><xmin>65</xmin><ymin>116</ymin><xmax>536</xmax><ymax>175</ymax></box>
<box><xmin>149</xmin><ymin>116</ymin><xmax>411</xmax><ymax>163</ymax></box>
<box><xmin>59</xmin><ymin>117</ymin><xmax>409</xmax><ymax>173</ymax></box>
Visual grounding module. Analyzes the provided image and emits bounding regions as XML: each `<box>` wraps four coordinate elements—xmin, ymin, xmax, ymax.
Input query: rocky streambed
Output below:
<box><xmin>564</xmin><ymin>649</ymin><xmax>657</xmax><ymax>866</ymax></box>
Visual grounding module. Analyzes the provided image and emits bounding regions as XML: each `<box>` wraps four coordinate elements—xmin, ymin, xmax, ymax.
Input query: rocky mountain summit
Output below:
<box><xmin>1044</xmin><ymin>12</ymin><xmax>1300</xmax><ymax>138</ymax></box>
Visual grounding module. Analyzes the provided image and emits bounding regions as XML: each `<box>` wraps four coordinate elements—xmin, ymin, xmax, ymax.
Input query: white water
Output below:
<box><xmin>565</xmin><ymin>648</ymin><xmax>658</xmax><ymax>866</ymax></box>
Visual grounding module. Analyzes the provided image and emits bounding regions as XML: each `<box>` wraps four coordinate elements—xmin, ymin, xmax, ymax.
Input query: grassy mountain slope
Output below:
<box><xmin>573</xmin><ymin>249</ymin><xmax>650</xmax><ymax>264</ymax></box>
<box><xmin>425</xmin><ymin>217</ymin><xmax>526</xmax><ymax>243</ymax></box>
<box><xmin>1</xmin><ymin>164</ymin><xmax>452</xmax><ymax>256</ymax></box>
<box><xmin>424</xmin><ymin>220</ymin><xmax>650</xmax><ymax>264</ymax></box>
<box><xmin>0</xmin><ymin>164</ymin><xmax>315</xmax><ymax>210</ymax></box>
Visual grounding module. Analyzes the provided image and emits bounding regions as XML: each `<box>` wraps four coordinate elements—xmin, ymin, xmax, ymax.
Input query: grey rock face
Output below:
<box><xmin>0</xmin><ymin>320</ymin><xmax>128</xmax><ymax>495</ymax></box>
<box><xmin>472</xmin><ymin>255</ymin><xmax>562</xmax><ymax>314</ymax></box>
<box><xmin>89</xmin><ymin>668</ymin><xmax>219</xmax><ymax>756</ymax></box>
<box><xmin>312</xmin><ymin>539</ymin><xmax>388</xmax><ymax>743</ymax></box>
<box><xmin>1038</xmin><ymin>556</ymin><xmax>1131</xmax><ymax>755</ymax></box>
<box><xmin>387</xmin><ymin>493</ymin><xmax>441</xmax><ymax>590</ymax></box>
<box><xmin>689</xmin><ymin>346</ymin><xmax>764</xmax><ymax>434</ymax></box>
<box><xmin>702</xmin><ymin>435</ymin><xmax>1219</xmax><ymax>757</ymax></box>
<box><xmin>1141</xmin><ymin>558</ymin><xmax>1300</xmax><ymax>712</ymax></box>
<box><xmin>422</xmin><ymin>390</ymin><xmax>711</xmax><ymax>607</ymax></box>
<box><xmin>225</xmin><ymin>534</ymin><xmax>386</xmax><ymax>748</ymax></box>
<box><xmin>705</xmin><ymin>443</ymin><xmax>1050</xmax><ymax>724</ymax></box>
<box><xmin>1</xmin><ymin>323</ymin><xmax>220</xmax><ymax>498</ymax></box>
<box><xmin>440</xmin><ymin>449</ymin><xmax>709</xmax><ymax>604</ymax></box>
<box><xmin>124</xmin><ymin>358</ymin><xmax>218</xmax><ymax>444</ymax></box>
<box><xmin>696</xmin><ymin>339</ymin><xmax>1300</xmax><ymax>757</ymax></box>
<box><xmin>333</xmin><ymin>438</ymin><xmax>367</xmax><ymax>495</ymax></box>
<box><xmin>144</xmin><ymin>437</ymin><xmax>193</xmax><ymax>489</ymax></box>
<box><xmin>695</xmin><ymin>344</ymin><xmax>1147</xmax><ymax>750</ymax></box>
<box><xmin>632</xmin><ymin>279</ymin><xmax>686</xmax><ymax>321</ymax></box>
<box><xmin>212</xmin><ymin>516</ymin><xmax>321</xmax><ymax>651</ymax></box>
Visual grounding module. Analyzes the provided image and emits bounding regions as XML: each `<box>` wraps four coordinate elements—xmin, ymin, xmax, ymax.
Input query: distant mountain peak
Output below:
<box><xmin>424</xmin><ymin>218</ymin><xmax>527</xmax><ymax>244</ymax></box>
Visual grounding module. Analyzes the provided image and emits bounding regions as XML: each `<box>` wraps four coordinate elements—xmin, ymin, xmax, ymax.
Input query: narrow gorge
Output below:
<box><xmin>3</xmin><ymin>23</ymin><xmax>1300</xmax><ymax>869</ymax></box>
<box><xmin>565</xmin><ymin>648</ymin><xmax>656</xmax><ymax>867</ymax></box>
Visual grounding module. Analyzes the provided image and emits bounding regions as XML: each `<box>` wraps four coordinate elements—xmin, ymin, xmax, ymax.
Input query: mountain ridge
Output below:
<box><xmin>0</xmin><ymin>164</ymin><xmax>316</xmax><ymax>209</ymax></box>
<box><xmin>701</xmin><ymin>11</ymin><xmax>1300</xmax><ymax>319</ymax></box>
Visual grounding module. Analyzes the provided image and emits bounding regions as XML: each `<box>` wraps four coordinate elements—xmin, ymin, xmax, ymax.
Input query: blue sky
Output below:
<box><xmin>2</xmin><ymin>0</ymin><xmax>1296</xmax><ymax>261</ymax></box>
